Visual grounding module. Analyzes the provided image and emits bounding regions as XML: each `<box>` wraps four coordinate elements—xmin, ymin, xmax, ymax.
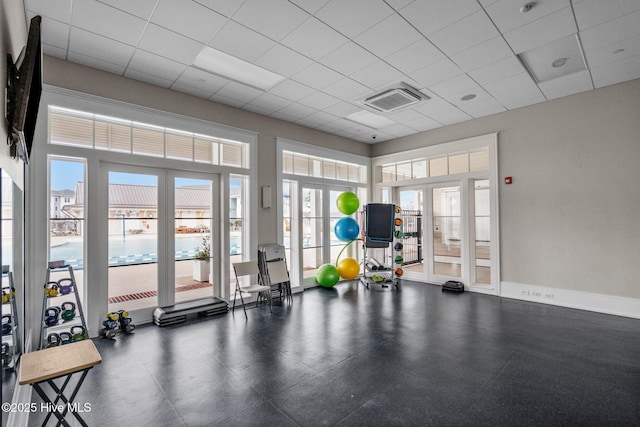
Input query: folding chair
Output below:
<box><xmin>266</xmin><ymin>260</ymin><xmax>293</xmax><ymax>304</ymax></box>
<box><xmin>232</xmin><ymin>261</ymin><xmax>272</xmax><ymax>319</ymax></box>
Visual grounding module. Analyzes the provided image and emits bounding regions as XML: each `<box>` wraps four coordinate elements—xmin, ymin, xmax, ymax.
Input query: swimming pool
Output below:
<box><xmin>46</xmin><ymin>235</ymin><xmax>241</xmax><ymax>268</ymax></box>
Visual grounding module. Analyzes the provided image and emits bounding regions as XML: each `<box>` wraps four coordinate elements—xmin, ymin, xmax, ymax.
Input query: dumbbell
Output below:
<box><xmin>44</xmin><ymin>282</ymin><xmax>59</xmax><ymax>297</ymax></box>
<box><xmin>1</xmin><ymin>343</ymin><xmax>11</xmax><ymax>367</ymax></box>
<box><xmin>102</xmin><ymin>318</ymin><xmax>118</xmax><ymax>330</ymax></box>
<box><xmin>57</xmin><ymin>278</ymin><xmax>74</xmax><ymax>295</ymax></box>
<box><xmin>1</xmin><ymin>315</ymin><xmax>12</xmax><ymax>335</ymax></box>
<box><xmin>71</xmin><ymin>325</ymin><xmax>86</xmax><ymax>342</ymax></box>
<box><xmin>1</xmin><ymin>287</ymin><xmax>14</xmax><ymax>304</ymax></box>
<box><xmin>46</xmin><ymin>333</ymin><xmax>61</xmax><ymax>348</ymax></box>
<box><xmin>44</xmin><ymin>307</ymin><xmax>61</xmax><ymax>327</ymax></box>
<box><xmin>60</xmin><ymin>301</ymin><xmax>76</xmax><ymax>321</ymax></box>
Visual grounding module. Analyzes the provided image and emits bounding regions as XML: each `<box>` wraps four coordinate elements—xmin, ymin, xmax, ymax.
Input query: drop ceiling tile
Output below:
<box><xmin>128</xmin><ymin>50</ymin><xmax>189</xmax><ymax>82</ymax></box>
<box><xmin>315</xmin><ymin>0</ymin><xmax>394</xmax><ymax>38</ymax></box>
<box><xmin>355</xmin><ymin>14</ymin><xmax>423</xmax><ymax>58</ymax></box>
<box><xmin>484</xmin><ymin>72</ymin><xmax>545</xmax><ymax>109</ymax></box>
<box><xmin>429</xmin><ymin>107</ymin><xmax>473</xmax><ymax>126</ymax></box>
<box><xmin>385</xmin><ymin>0</ymin><xmax>415</xmax><ymax>10</ymax></box>
<box><xmin>409</xmin><ymin>59</ymin><xmax>464</xmax><ymax>88</ymax></box>
<box><xmin>68</xmin><ymin>26</ymin><xmax>135</xmax><ymax>66</ymax></box>
<box><xmin>193</xmin><ymin>0</ymin><xmax>245</xmax><ymax>18</ymax></box>
<box><xmin>289</xmin><ymin>0</ymin><xmax>331</xmax><ymax>14</ymax></box>
<box><xmin>478</xmin><ymin>0</ymin><xmax>500</xmax><ymax>6</ymax></box>
<box><xmin>538</xmin><ymin>70</ymin><xmax>594</xmax><ymax>100</ymax></box>
<box><xmin>71</xmin><ymin>0</ymin><xmax>146</xmax><ymax>46</ymax></box>
<box><xmin>504</xmin><ymin>7</ymin><xmax>577</xmax><ymax>54</ymax></box>
<box><xmin>579</xmin><ymin>10</ymin><xmax>640</xmax><ymax>51</ymax></box>
<box><xmin>384</xmin><ymin>39</ymin><xmax>445</xmax><ymax>74</ymax></box>
<box><xmin>386</xmin><ymin>108</ymin><xmax>428</xmax><ymax>123</ymax></box>
<box><xmin>297</xmin><ymin>111</ymin><xmax>339</xmax><ymax>127</ymax></box>
<box><xmin>349</xmin><ymin>61</ymin><xmax>405</xmax><ymax>90</ymax></box>
<box><xmin>322</xmin><ymin>78</ymin><xmax>371</xmax><ymax>101</ymax></box>
<box><xmin>485</xmin><ymin>0</ymin><xmax>570</xmax><ymax>34</ymax></box>
<box><xmin>67</xmin><ymin>51</ymin><xmax>126</xmax><ymax>75</ymax></box>
<box><xmin>255</xmin><ymin>44</ymin><xmax>314</xmax><ymax>77</ymax></box>
<box><xmin>138</xmin><ymin>24</ymin><xmax>205</xmax><ymax>65</ymax></box>
<box><xmin>214</xmin><ymin>81</ymin><xmax>264</xmax><ymax>104</ymax></box>
<box><xmin>399</xmin><ymin>0</ymin><xmax>481</xmax><ymax>36</ymax></box>
<box><xmin>25</xmin><ymin>0</ymin><xmax>72</xmax><ymax>23</ymax></box>
<box><xmin>429</xmin><ymin>11</ymin><xmax>499</xmax><ymax>57</ymax></box>
<box><xmin>125</xmin><ymin>69</ymin><xmax>174</xmax><ymax>88</ymax></box>
<box><xmin>209</xmin><ymin>21</ymin><xmax>276</xmax><ymax>63</ymax></box>
<box><xmin>403</xmin><ymin>115</ymin><xmax>442</xmax><ymax>132</ymax></box>
<box><xmin>584</xmin><ymin>34</ymin><xmax>640</xmax><ymax>68</ymax></box>
<box><xmin>451</xmin><ymin>36</ymin><xmax>513</xmax><ymax>72</ymax></box>
<box><xmin>151</xmin><ymin>0</ymin><xmax>227</xmax><ymax>43</ymax></box>
<box><xmin>573</xmin><ymin>0</ymin><xmax>640</xmax><ymax>30</ymax></box>
<box><xmin>97</xmin><ymin>0</ymin><xmax>158</xmax><ymax>19</ymax></box>
<box><xmin>467</xmin><ymin>56</ymin><xmax>525</xmax><ymax>86</ymax></box>
<box><xmin>40</xmin><ymin>16</ymin><xmax>70</xmax><ymax>50</ymax></box>
<box><xmin>291</xmin><ymin>62</ymin><xmax>344</xmax><ymax>90</ymax></box>
<box><xmin>173</xmin><ymin>67</ymin><xmax>229</xmax><ymax>94</ymax></box>
<box><xmin>322</xmin><ymin>101</ymin><xmax>361</xmax><ymax>117</ymax></box>
<box><xmin>281</xmin><ymin>17</ymin><xmax>348</xmax><ymax>60</ymax></box>
<box><xmin>449</xmin><ymin>88</ymin><xmax>505</xmax><ymax>115</ymax></box>
<box><xmin>231</xmin><ymin>0</ymin><xmax>309</xmax><ymax>41</ymax></box>
<box><xmin>432</xmin><ymin>74</ymin><xmax>481</xmax><ymax>102</ymax></box>
<box><xmin>298</xmin><ymin>91</ymin><xmax>341</xmax><ymax>110</ymax></box>
<box><xmin>590</xmin><ymin>54</ymin><xmax>640</xmax><ymax>88</ymax></box>
<box><xmin>246</xmin><ymin>93</ymin><xmax>293</xmax><ymax>111</ymax></box>
<box><xmin>268</xmin><ymin>80</ymin><xmax>316</xmax><ymax>102</ymax></box>
<box><xmin>316</xmin><ymin>118</ymin><xmax>356</xmax><ymax>132</ymax></box>
<box><xmin>411</xmin><ymin>94</ymin><xmax>455</xmax><ymax>116</ymax></box>
<box><xmin>243</xmin><ymin>103</ymin><xmax>276</xmax><ymax>116</ymax></box>
<box><xmin>208</xmin><ymin>92</ymin><xmax>247</xmax><ymax>108</ymax></box>
<box><xmin>319</xmin><ymin>42</ymin><xmax>379</xmax><ymax>76</ymax></box>
<box><xmin>273</xmin><ymin>103</ymin><xmax>316</xmax><ymax>121</ymax></box>
<box><xmin>42</xmin><ymin>43</ymin><xmax>67</xmax><ymax>60</ymax></box>
<box><xmin>383</xmin><ymin>124</ymin><xmax>416</xmax><ymax>137</ymax></box>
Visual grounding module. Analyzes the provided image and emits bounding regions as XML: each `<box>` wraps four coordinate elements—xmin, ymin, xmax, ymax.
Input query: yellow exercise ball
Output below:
<box><xmin>337</xmin><ymin>257</ymin><xmax>360</xmax><ymax>280</ymax></box>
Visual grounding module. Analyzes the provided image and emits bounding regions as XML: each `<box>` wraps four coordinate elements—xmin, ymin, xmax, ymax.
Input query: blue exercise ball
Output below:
<box><xmin>334</xmin><ymin>217</ymin><xmax>359</xmax><ymax>242</ymax></box>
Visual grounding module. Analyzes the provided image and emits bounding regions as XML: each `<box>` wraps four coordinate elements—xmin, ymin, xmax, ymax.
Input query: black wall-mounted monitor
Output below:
<box><xmin>6</xmin><ymin>15</ymin><xmax>42</xmax><ymax>165</ymax></box>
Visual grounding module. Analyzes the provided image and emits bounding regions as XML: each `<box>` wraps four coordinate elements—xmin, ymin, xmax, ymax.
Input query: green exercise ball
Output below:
<box><xmin>316</xmin><ymin>264</ymin><xmax>340</xmax><ymax>288</ymax></box>
<box><xmin>336</xmin><ymin>192</ymin><xmax>360</xmax><ymax>215</ymax></box>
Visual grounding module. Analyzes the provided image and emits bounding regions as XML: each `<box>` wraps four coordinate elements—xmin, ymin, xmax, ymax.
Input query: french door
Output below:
<box><xmin>105</xmin><ymin>164</ymin><xmax>218</xmax><ymax>319</ymax></box>
<box><xmin>396</xmin><ymin>179</ymin><xmax>496</xmax><ymax>292</ymax></box>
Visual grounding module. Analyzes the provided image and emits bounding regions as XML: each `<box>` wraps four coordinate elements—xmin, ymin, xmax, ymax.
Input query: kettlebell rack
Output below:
<box><xmin>2</xmin><ymin>265</ymin><xmax>20</xmax><ymax>370</ymax></box>
<box><xmin>39</xmin><ymin>261</ymin><xmax>88</xmax><ymax>349</ymax></box>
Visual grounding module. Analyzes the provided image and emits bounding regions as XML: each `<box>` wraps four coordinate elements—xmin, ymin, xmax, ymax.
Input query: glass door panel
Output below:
<box><xmin>432</xmin><ymin>185</ymin><xmax>462</xmax><ymax>278</ymax></box>
<box><xmin>108</xmin><ymin>171</ymin><xmax>158</xmax><ymax>312</ymax></box>
<box><xmin>474</xmin><ymin>179</ymin><xmax>491</xmax><ymax>285</ymax></box>
<box><xmin>302</xmin><ymin>187</ymin><xmax>323</xmax><ymax>279</ymax></box>
<box><xmin>174</xmin><ymin>177</ymin><xmax>213</xmax><ymax>303</ymax></box>
<box><xmin>399</xmin><ymin>188</ymin><xmax>424</xmax><ymax>275</ymax></box>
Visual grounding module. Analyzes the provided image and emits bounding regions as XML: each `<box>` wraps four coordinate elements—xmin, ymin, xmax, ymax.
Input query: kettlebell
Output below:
<box><xmin>71</xmin><ymin>325</ymin><xmax>86</xmax><ymax>342</ymax></box>
<box><xmin>44</xmin><ymin>307</ymin><xmax>61</xmax><ymax>327</ymax></box>
<box><xmin>60</xmin><ymin>301</ymin><xmax>76</xmax><ymax>321</ymax></box>
<box><xmin>1</xmin><ymin>343</ymin><xmax>11</xmax><ymax>367</ymax></box>
<box><xmin>59</xmin><ymin>331</ymin><xmax>73</xmax><ymax>345</ymax></box>
<box><xmin>57</xmin><ymin>278</ymin><xmax>74</xmax><ymax>295</ymax></box>
<box><xmin>46</xmin><ymin>333</ymin><xmax>61</xmax><ymax>348</ymax></box>
<box><xmin>44</xmin><ymin>282</ymin><xmax>59</xmax><ymax>297</ymax></box>
<box><xmin>1</xmin><ymin>287</ymin><xmax>13</xmax><ymax>304</ymax></box>
<box><xmin>1</xmin><ymin>315</ymin><xmax>12</xmax><ymax>335</ymax></box>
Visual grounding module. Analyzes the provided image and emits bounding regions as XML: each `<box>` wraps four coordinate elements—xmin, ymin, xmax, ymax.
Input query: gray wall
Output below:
<box><xmin>372</xmin><ymin>79</ymin><xmax>640</xmax><ymax>300</ymax></box>
<box><xmin>42</xmin><ymin>56</ymin><xmax>371</xmax><ymax>245</ymax></box>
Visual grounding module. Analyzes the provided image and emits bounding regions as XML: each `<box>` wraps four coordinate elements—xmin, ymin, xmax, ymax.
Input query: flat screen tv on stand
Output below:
<box><xmin>6</xmin><ymin>15</ymin><xmax>42</xmax><ymax>165</ymax></box>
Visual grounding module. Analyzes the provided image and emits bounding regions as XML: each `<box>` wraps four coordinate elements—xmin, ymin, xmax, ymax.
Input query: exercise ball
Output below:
<box><xmin>337</xmin><ymin>257</ymin><xmax>360</xmax><ymax>280</ymax></box>
<box><xmin>336</xmin><ymin>192</ymin><xmax>360</xmax><ymax>215</ymax></box>
<box><xmin>334</xmin><ymin>217</ymin><xmax>359</xmax><ymax>242</ymax></box>
<box><xmin>395</xmin><ymin>267</ymin><xmax>404</xmax><ymax>277</ymax></box>
<box><xmin>316</xmin><ymin>264</ymin><xmax>340</xmax><ymax>288</ymax></box>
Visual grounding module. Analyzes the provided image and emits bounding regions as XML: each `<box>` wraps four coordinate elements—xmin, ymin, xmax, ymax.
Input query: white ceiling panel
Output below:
<box><xmin>231</xmin><ymin>0</ymin><xmax>309</xmax><ymax>41</ymax></box>
<box><xmin>150</xmin><ymin>0</ymin><xmax>227</xmax><ymax>44</ymax></box>
<box><xmin>25</xmin><ymin>0</ymin><xmax>640</xmax><ymax>144</ymax></box>
<box><xmin>281</xmin><ymin>17</ymin><xmax>348</xmax><ymax>60</ymax></box>
<box><xmin>315</xmin><ymin>0</ymin><xmax>394</xmax><ymax>38</ymax></box>
<box><xmin>209</xmin><ymin>21</ymin><xmax>276</xmax><ymax>63</ymax></box>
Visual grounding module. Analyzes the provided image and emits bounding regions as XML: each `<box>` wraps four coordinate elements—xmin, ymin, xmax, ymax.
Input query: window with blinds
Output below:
<box><xmin>48</xmin><ymin>106</ymin><xmax>249</xmax><ymax>168</ymax></box>
<box><xmin>282</xmin><ymin>150</ymin><xmax>367</xmax><ymax>184</ymax></box>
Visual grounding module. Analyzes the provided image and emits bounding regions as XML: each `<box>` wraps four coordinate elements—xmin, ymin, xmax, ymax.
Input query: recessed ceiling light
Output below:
<box><xmin>551</xmin><ymin>57</ymin><xmax>568</xmax><ymax>68</ymax></box>
<box><xmin>346</xmin><ymin>111</ymin><xmax>396</xmax><ymax>129</ymax></box>
<box><xmin>520</xmin><ymin>2</ymin><xmax>536</xmax><ymax>13</ymax></box>
<box><xmin>193</xmin><ymin>46</ymin><xmax>284</xmax><ymax>91</ymax></box>
<box><xmin>460</xmin><ymin>94</ymin><xmax>476</xmax><ymax>101</ymax></box>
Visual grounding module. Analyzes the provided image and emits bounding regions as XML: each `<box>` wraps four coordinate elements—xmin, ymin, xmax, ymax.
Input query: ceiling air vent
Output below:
<box><xmin>363</xmin><ymin>84</ymin><xmax>427</xmax><ymax>113</ymax></box>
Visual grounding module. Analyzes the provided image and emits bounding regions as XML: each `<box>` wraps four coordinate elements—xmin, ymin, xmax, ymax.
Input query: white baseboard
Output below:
<box><xmin>501</xmin><ymin>281</ymin><xmax>640</xmax><ymax>319</ymax></box>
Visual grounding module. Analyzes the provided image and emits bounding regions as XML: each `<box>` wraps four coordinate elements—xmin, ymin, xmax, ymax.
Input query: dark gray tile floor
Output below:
<box><xmin>12</xmin><ymin>281</ymin><xmax>640</xmax><ymax>426</ymax></box>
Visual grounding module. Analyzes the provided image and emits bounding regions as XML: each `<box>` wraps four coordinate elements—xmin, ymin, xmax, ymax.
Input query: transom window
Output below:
<box><xmin>282</xmin><ymin>150</ymin><xmax>367</xmax><ymax>183</ymax></box>
<box><xmin>379</xmin><ymin>148</ymin><xmax>489</xmax><ymax>182</ymax></box>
